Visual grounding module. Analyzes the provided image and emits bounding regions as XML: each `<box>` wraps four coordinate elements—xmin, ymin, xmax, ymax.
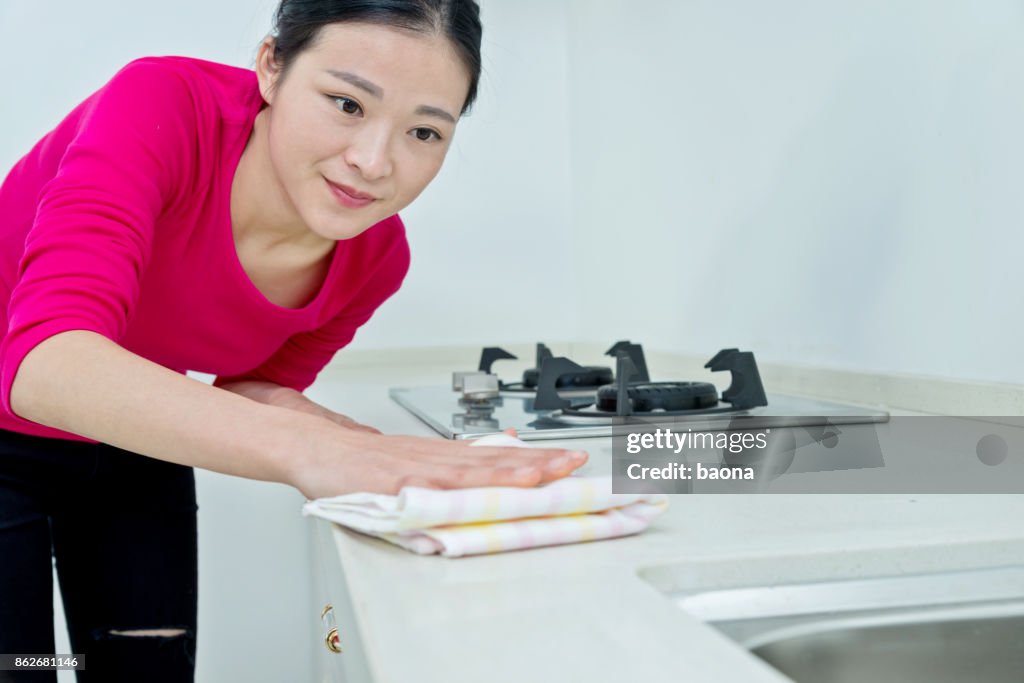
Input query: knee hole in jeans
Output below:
<box><xmin>108</xmin><ymin>628</ymin><xmax>188</xmax><ymax>637</ymax></box>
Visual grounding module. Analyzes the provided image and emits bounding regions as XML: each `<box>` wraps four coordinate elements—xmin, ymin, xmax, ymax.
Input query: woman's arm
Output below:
<box><xmin>217</xmin><ymin>380</ymin><xmax>380</xmax><ymax>433</ymax></box>
<box><xmin>10</xmin><ymin>330</ymin><xmax>587</xmax><ymax>499</ymax></box>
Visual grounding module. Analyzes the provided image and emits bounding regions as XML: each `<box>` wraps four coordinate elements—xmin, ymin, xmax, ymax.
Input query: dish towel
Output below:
<box><xmin>301</xmin><ymin>436</ymin><xmax>669</xmax><ymax>557</ymax></box>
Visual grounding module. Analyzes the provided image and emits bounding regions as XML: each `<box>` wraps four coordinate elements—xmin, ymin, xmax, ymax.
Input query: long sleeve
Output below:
<box><xmin>0</xmin><ymin>59</ymin><xmax>198</xmax><ymax>416</ymax></box>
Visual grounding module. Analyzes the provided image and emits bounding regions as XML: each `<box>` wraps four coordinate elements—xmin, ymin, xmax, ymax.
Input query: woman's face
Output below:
<box><xmin>255</xmin><ymin>22</ymin><xmax>471</xmax><ymax>241</ymax></box>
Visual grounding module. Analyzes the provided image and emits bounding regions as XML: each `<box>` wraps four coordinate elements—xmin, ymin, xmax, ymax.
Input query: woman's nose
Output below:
<box><xmin>343</xmin><ymin>126</ymin><xmax>393</xmax><ymax>181</ymax></box>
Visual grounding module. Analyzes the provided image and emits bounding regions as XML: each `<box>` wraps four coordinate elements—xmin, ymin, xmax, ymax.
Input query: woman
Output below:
<box><xmin>0</xmin><ymin>1</ymin><xmax>587</xmax><ymax>679</ymax></box>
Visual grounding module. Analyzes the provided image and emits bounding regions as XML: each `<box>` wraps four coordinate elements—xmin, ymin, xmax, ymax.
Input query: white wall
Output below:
<box><xmin>564</xmin><ymin>0</ymin><xmax>1024</xmax><ymax>384</ymax></box>
<box><xmin>0</xmin><ymin>0</ymin><xmax>279</xmax><ymax>166</ymax></box>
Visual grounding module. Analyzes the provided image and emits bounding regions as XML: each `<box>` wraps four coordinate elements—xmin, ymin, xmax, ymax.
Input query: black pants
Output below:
<box><xmin>0</xmin><ymin>429</ymin><xmax>197</xmax><ymax>683</ymax></box>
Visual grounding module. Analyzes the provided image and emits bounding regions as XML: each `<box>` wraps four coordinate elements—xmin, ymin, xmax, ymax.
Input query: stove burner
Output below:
<box><xmin>522</xmin><ymin>344</ymin><xmax>612</xmax><ymax>389</ymax></box>
<box><xmin>475</xmin><ymin>343</ymin><xmax>613</xmax><ymax>392</ymax></box>
<box><xmin>523</xmin><ymin>366</ymin><xmax>613</xmax><ymax>389</ymax></box>
<box><xmin>466</xmin><ymin>341</ymin><xmax>767</xmax><ymax>419</ymax></box>
<box><xmin>596</xmin><ymin>381</ymin><xmax>719</xmax><ymax>412</ymax></box>
<box><xmin>532</xmin><ymin>344</ymin><xmax>768</xmax><ymax>417</ymax></box>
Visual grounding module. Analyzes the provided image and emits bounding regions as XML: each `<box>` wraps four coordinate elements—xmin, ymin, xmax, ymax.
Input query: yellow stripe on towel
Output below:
<box><xmin>578</xmin><ymin>512</ymin><xmax>598</xmax><ymax>542</ymax></box>
<box><xmin>578</xmin><ymin>477</ymin><xmax>596</xmax><ymax>513</ymax></box>
<box><xmin>484</xmin><ymin>523</ymin><xmax>505</xmax><ymax>553</ymax></box>
<box><xmin>482</xmin><ymin>489</ymin><xmax>502</xmax><ymax>521</ymax></box>
<box><xmin>484</xmin><ymin>489</ymin><xmax>513</xmax><ymax>552</ymax></box>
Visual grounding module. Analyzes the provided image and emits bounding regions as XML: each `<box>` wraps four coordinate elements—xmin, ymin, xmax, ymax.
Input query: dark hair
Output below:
<box><xmin>270</xmin><ymin>0</ymin><xmax>482</xmax><ymax>115</ymax></box>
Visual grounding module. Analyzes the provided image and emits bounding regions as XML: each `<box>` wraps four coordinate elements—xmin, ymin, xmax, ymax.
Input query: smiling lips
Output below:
<box><xmin>326</xmin><ymin>178</ymin><xmax>377</xmax><ymax>208</ymax></box>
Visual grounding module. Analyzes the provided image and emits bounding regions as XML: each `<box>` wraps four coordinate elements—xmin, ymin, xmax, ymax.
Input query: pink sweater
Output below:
<box><xmin>0</xmin><ymin>56</ymin><xmax>410</xmax><ymax>441</ymax></box>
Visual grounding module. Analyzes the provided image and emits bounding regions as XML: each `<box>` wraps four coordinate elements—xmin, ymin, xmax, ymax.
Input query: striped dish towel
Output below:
<box><xmin>301</xmin><ymin>436</ymin><xmax>669</xmax><ymax>558</ymax></box>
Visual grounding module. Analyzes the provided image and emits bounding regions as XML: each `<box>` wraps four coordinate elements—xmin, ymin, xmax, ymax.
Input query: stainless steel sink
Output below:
<box><xmin>751</xmin><ymin>612</ymin><xmax>1024</xmax><ymax>683</ymax></box>
<box><xmin>673</xmin><ymin>566</ymin><xmax>1024</xmax><ymax>683</ymax></box>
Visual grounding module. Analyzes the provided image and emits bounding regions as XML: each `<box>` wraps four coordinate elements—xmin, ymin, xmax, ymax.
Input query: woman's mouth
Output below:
<box><xmin>325</xmin><ymin>178</ymin><xmax>377</xmax><ymax>209</ymax></box>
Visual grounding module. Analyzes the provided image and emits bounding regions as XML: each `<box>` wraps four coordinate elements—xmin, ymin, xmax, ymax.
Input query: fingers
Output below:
<box><xmin>532</xmin><ymin>450</ymin><xmax>588</xmax><ymax>483</ymax></box>
<box><xmin>310</xmin><ymin>430</ymin><xmax>590</xmax><ymax>498</ymax></box>
<box><xmin>393</xmin><ymin>474</ymin><xmax>442</xmax><ymax>491</ymax></box>
<box><xmin>345</xmin><ymin>449</ymin><xmax>544</xmax><ymax>493</ymax></box>
<box><xmin>383</xmin><ymin>436</ymin><xmax>588</xmax><ymax>476</ymax></box>
<box><xmin>463</xmin><ymin>447</ymin><xmax>588</xmax><ymax>481</ymax></box>
<box><xmin>392</xmin><ymin>441</ymin><xmax>589</xmax><ymax>487</ymax></box>
<box><xmin>424</xmin><ymin>462</ymin><xmax>546</xmax><ymax>489</ymax></box>
<box><xmin>436</xmin><ymin>448</ymin><xmax>588</xmax><ymax>488</ymax></box>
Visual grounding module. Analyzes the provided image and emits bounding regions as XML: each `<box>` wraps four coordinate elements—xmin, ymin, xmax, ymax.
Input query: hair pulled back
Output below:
<box><xmin>270</xmin><ymin>0</ymin><xmax>482</xmax><ymax>114</ymax></box>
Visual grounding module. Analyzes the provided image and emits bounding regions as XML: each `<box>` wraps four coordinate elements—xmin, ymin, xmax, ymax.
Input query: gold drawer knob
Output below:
<box><xmin>325</xmin><ymin>627</ymin><xmax>342</xmax><ymax>654</ymax></box>
<box><xmin>321</xmin><ymin>604</ymin><xmax>342</xmax><ymax>654</ymax></box>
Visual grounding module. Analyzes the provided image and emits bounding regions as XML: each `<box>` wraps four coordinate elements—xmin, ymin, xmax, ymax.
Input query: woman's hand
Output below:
<box><xmin>212</xmin><ymin>381</ymin><xmax>587</xmax><ymax>498</ymax></box>
<box><xmin>287</xmin><ymin>426</ymin><xmax>588</xmax><ymax>500</ymax></box>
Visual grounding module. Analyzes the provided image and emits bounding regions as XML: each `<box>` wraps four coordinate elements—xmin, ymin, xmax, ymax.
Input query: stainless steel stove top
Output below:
<box><xmin>389</xmin><ymin>342</ymin><xmax>889</xmax><ymax>441</ymax></box>
<box><xmin>390</xmin><ymin>386</ymin><xmax>889</xmax><ymax>441</ymax></box>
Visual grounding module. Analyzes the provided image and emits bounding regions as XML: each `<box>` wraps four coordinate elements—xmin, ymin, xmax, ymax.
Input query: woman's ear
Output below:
<box><xmin>255</xmin><ymin>36</ymin><xmax>282</xmax><ymax>104</ymax></box>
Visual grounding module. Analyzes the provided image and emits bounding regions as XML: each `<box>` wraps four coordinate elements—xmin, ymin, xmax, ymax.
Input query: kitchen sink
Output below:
<box><xmin>749</xmin><ymin>612</ymin><xmax>1023</xmax><ymax>683</ymax></box>
<box><xmin>672</xmin><ymin>566</ymin><xmax>1024</xmax><ymax>683</ymax></box>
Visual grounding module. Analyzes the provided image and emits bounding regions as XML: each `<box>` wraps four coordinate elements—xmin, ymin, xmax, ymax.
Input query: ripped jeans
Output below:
<box><xmin>0</xmin><ymin>429</ymin><xmax>197</xmax><ymax>682</ymax></box>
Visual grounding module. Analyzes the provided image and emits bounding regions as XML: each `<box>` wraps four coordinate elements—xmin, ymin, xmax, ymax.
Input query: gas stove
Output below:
<box><xmin>389</xmin><ymin>342</ymin><xmax>889</xmax><ymax>441</ymax></box>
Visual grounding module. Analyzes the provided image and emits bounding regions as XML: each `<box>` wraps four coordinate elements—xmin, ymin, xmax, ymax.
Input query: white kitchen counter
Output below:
<box><xmin>304</xmin><ymin>349</ymin><xmax>1024</xmax><ymax>683</ymax></box>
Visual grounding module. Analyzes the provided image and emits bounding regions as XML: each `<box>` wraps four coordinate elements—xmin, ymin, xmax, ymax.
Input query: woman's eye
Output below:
<box><xmin>412</xmin><ymin>128</ymin><xmax>441</xmax><ymax>142</ymax></box>
<box><xmin>333</xmin><ymin>97</ymin><xmax>362</xmax><ymax>115</ymax></box>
